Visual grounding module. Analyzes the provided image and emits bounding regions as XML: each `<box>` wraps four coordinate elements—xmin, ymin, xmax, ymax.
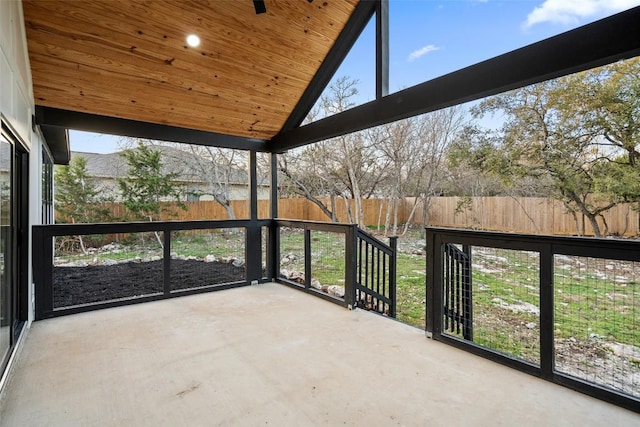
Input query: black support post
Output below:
<box><xmin>376</xmin><ymin>0</ymin><xmax>389</xmax><ymax>99</ymax></box>
<box><xmin>269</xmin><ymin>153</ymin><xmax>279</xmax><ymax>280</ymax></box>
<box><xmin>246</xmin><ymin>150</ymin><xmax>262</xmax><ymax>283</ymax></box>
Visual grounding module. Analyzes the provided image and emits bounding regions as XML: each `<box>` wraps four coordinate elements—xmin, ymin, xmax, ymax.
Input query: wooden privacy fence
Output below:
<box><xmin>422</xmin><ymin>197</ymin><xmax>639</xmax><ymax>236</ymax></box>
<box><xmin>279</xmin><ymin>196</ymin><xmax>640</xmax><ymax>236</ymax></box>
<box><xmin>86</xmin><ymin>197</ymin><xmax>640</xmax><ymax>236</ymax></box>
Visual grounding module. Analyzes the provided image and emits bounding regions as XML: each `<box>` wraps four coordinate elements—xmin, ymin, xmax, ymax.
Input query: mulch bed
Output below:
<box><xmin>53</xmin><ymin>259</ymin><xmax>245</xmax><ymax>308</ymax></box>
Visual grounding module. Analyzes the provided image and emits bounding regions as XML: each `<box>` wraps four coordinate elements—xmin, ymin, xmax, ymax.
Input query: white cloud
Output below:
<box><xmin>523</xmin><ymin>0</ymin><xmax>640</xmax><ymax>28</ymax></box>
<box><xmin>408</xmin><ymin>45</ymin><xmax>441</xmax><ymax>62</ymax></box>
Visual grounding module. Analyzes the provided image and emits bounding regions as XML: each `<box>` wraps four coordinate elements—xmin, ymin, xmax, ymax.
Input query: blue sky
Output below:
<box><xmin>70</xmin><ymin>0</ymin><xmax>640</xmax><ymax>153</ymax></box>
<box><xmin>338</xmin><ymin>0</ymin><xmax>640</xmax><ymax>101</ymax></box>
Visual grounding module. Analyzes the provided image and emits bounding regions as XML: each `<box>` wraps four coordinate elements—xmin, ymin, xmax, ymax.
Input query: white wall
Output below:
<box><xmin>1</xmin><ymin>0</ymin><xmax>45</xmax><ymax>323</ymax></box>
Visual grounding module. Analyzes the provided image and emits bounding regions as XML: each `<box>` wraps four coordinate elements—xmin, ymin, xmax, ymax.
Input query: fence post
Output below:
<box><xmin>389</xmin><ymin>235</ymin><xmax>397</xmax><ymax>318</ymax></box>
<box><xmin>344</xmin><ymin>224</ymin><xmax>357</xmax><ymax>309</ymax></box>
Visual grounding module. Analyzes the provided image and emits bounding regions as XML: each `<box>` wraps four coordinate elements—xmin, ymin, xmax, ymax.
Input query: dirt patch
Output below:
<box><xmin>53</xmin><ymin>259</ymin><xmax>245</xmax><ymax>308</ymax></box>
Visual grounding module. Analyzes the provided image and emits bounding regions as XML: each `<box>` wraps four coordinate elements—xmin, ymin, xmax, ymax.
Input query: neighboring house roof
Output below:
<box><xmin>70</xmin><ymin>145</ymin><xmax>267</xmax><ymax>186</ymax></box>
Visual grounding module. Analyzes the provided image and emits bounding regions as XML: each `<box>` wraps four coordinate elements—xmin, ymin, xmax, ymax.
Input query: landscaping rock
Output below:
<box><xmin>280</xmin><ymin>253</ymin><xmax>297</xmax><ymax>265</ymax></box>
<box><xmin>327</xmin><ymin>285</ymin><xmax>345</xmax><ymax>298</ymax></box>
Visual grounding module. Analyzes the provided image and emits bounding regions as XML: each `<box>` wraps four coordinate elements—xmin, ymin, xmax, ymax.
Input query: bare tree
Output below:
<box><xmin>119</xmin><ymin>138</ymin><xmax>247</xmax><ymax>220</ymax></box>
<box><xmin>368</xmin><ymin>106</ymin><xmax>465</xmax><ymax>236</ymax></box>
<box><xmin>279</xmin><ymin>77</ymin><xmax>383</xmax><ymax>227</ymax></box>
<box><xmin>179</xmin><ymin>144</ymin><xmax>245</xmax><ymax>220</ymax></box>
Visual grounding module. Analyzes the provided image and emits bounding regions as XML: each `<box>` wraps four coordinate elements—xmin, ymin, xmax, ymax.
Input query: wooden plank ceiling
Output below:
<box><xmin>23</xmin><ymin>0</ymin><xmax>359</xmax><ymax>140</ymax></box>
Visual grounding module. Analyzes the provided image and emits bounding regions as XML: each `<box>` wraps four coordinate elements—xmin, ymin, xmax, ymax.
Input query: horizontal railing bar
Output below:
<box><xmin>426</xmin><ymin>226</ymin><xmax>640</xmax><ymax>261</ymax></box>
<box><xmin>355</xmin><ymin>229</ymin><xmax>393</xmax><ymax>255</ymax></box>
<box><xmin>275</xmin><ymin>218</ymin><xmax>353</xmax><ymax>233</ymax></box>
<box><xmin>41</xmin><ymin>281</ymin><xmax>250</xmax><ymax>319</ymax></box>
<box><xmin>552</xmin><ymin>372</ymin><xmax>640</xmax><ymax>413</ymax></box>
<box><xmin>354</xmin><ymin>284</ymin><xmax>391</xmax><ymax>305</ymax></box>
<box><xmin>437</xmin><ymin>333</ymin><xmax>541</xmax><ymax>377</ymax></box>
<box><xmin>276</xmin><ymin>277</ymin><xmax>347</xmax><ymax>307</ymax></box>
<box><xmin>34</xmin><ymin>219</ymin><xmax>271</xmax><ymax>237</ymax></box>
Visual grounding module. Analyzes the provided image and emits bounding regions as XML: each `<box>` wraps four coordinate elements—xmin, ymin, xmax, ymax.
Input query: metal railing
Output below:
<box><xmin>426</xmin><ymin>227</ymin><xmax>640</xmax><ymax>413</ymax></box>
<box><xmin>355</xmin><ymin>228</ymin><xmax>397</xmax><ymax>317</ymax></box>
<box><xmin>273</xmin><ymin>219</ymin><xmax>357</xmax><ymax>308</ymax></box>
<box><xmin>33</xmin><ymin>218</ymin><xmax>398</xmax><ymax>320</ymax></box>
<box><xmin>273</xmin><ymin>219</ymin><xmax>397</xmax><ymax>315</ymax></box>
<box><xmin>33</xmin><ymin>219</ymin><xmax>270</xmax><ymax>319</ymax></box>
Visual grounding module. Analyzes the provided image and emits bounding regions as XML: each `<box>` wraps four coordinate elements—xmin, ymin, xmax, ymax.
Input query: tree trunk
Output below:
<box><xmin>420</xmin><ymin>195</ymin><xmax>430</xmax><ymax>239</ymax></box>
<box><xmin>402</xmin><ymin>197</ymin><xmax>421</xmax><ymax>236</ymax></box>
<box><xmin>148</xmin><ymin>215</ymin><xmax>164</xmax><ymax>249</ymax></box>
<box><xmin>392</xmin><ymin>197</ymin><xmax>399</xmax><ymax>236</ymax></box>
<box><xmin>330</xmin><ymin>195</ymin><xmax>337</xmax><ymax>222</ymax></box>
<box><xmin>384</xmin><ymin>197</ymin><xmax>392</xmax><ymax>236</ymax></box>
<box><xmin>343</xmin><ymin>195</ymin><xmax>354</xmax><ymax>224</ymax></box>
<box><xmin>585</xmin><ymin>212</ymin><xmax>601</xmax><ymax>237</ymax></box>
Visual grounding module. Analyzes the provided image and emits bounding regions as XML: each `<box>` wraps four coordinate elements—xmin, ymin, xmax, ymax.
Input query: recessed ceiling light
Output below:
<box><xmin>186</xmin><ymin>34</ymin><xmax>200</xmax><ymax>48</ymax></box>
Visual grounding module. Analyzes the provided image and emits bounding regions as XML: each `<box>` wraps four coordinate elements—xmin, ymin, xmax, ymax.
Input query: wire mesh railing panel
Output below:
<box><xmin>310</xmin><ymin>231</ymin><xmax>346</xmax><ymax>300</ymax></box>
<box><xmin>554</xmin><ymin>255</ymin><xmax>640</xmax><ymax>398</ymax></box>
<box><xmin>170</xmin><ymin>228</ymin><xmax>246</xmax><ymax>291</ymax></box>
<box><xmin>447</xmin><ymin>246</ymin><xmax>541</xmax><ymax>365</ymax></box>
<box><xmin>53</xmin><ymin>232</ymin><xmax>164</xmax><ymax>308</ymax></box>
<box><xmin>278</xmin><ymin>227</ymin><xmax>305</xmax><ymax>284</ymax></box>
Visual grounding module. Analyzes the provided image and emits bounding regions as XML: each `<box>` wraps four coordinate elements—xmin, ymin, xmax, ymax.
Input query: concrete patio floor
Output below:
<box><xmin>1</xmin><ymin>283</ymin><xmax>638</xmax><ymax>426</ymax></box>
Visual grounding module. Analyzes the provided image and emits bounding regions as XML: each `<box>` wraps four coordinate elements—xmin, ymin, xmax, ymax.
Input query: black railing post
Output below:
<box><xmin>163</xmin><ymin>229</ymin><xmax>171</xmax><ymax>295</ymax></box>
<box><xmin>269</xmin><ymin>221</ymin><xmax>279</xmax><ymax>280</ymax></box>
<box><xmin>425</xmin><ymin>228</ymin><xmax>437</xmax><ymax>337</ymax></box>
<box><xmin>304</xmin><ymin>228</ymin><xmax>311</xmax><ymax>289</ymax></box>
<box><xmin>245</xmin><ymin>225</ymin><xmax>262</xmax><ymax>284</ymax></box>
<box><xmin>540</xmin><ymin>243</ymin><xmax>554</xmax><ymax>381</ymax></box>
<box><xmin>389</xmin><ymin>235</ymin><xmax>397</xmax><ymax>318</ymax></box>
<box><xmin>462</xmin><ymin>244</ymin><xmax>473</xmax><ymax>341</ymax></box>
<box><xmin>32</xmin><ymin>226</ymin><xmax>49</xmax><ymax>320</ymax></box>
<box><xmin>344</xmin><ymin>225</ymin><xmax>357</xmax><ymax>309</ymax></box>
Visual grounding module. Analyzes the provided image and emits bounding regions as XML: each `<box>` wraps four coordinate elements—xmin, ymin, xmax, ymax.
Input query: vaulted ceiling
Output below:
<box><xmin>23</xmin><ymin>0</ymin><xmax>360</xmax><ymax>141</ymax></box>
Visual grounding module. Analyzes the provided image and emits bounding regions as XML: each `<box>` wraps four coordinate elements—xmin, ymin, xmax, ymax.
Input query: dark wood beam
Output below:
<box><xmin>376</xmin><ymin>0</ymin><xmax>389</xmax><ymax>99</ymax></box>
<box><xmin>269</xmin><ymin>6</ymin><xmax>640</xmax><ymax>153</ymax></box>
<box><xmin>35</xmin><ymin>107</ymin><xmax>268</xmax><ymax>152</ymax></box>
<box><xmin>278</xmin><ymin>0</ymin><xmax>377</xmax><ymax>133</ymax></box>
<box><xmin>39</xmin><ymin>124</ymin><xmax>70</xmax><ymax>165</ymax></box>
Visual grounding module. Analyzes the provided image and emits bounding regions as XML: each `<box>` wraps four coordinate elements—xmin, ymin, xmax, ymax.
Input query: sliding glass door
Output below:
<box><xmin>0</xmin><ymin>124</ymin><xmax>27</xmax><ymax>375</ymax></box>
<box><xmin>0</xmin><ymin>129</ymin><xmax>13</xmax><ymax>369</ymax></box>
